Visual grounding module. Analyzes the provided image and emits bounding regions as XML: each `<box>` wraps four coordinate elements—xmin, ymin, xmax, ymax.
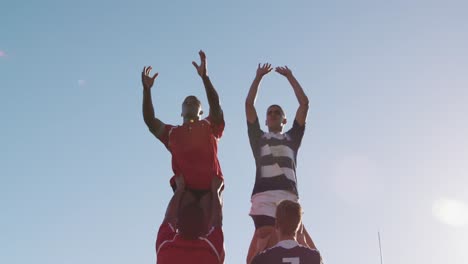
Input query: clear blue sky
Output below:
<box><xmin>1</xmin><ymin>0</ymin><xmax>467</xmax><ymax>263</ymax></box>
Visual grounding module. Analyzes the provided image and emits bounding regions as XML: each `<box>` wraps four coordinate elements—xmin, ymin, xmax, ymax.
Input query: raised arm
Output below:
<box><xmin>142</xmin><ymin>66</ymin><xmax>166</xmax><ymax>138</ymax></box>
<box><xmin>276</xmin><ymin>66</ymin><xmax>309</xmax><ymax>126</ymax></box>
<box><xmin>192</xmin><ymin>50</ymin><xmax>223</xmax><ymax>125</ymax></box>
<box><xmin>164</xmin><ymin>175</ymin><xmax>185</xmax><ymax>226</ymax></box>
<box><xmin>245</xmin><ymin>63</ymin><xmax>273</xmax><ymax>123</ymax></box>
<box><xmin>297</xmin><ymin>223</ymin><xmax>318</xmax><ymax>250</ymax></box>
<box><xmin>209</xmin><ymin>177</ymin><xmax>224</xmax><ymax>227</ymax></box>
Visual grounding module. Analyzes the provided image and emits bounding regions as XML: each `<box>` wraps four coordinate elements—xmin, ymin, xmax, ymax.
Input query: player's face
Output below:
<box><xmin>266</xmin><ymin>105</ymin><xmax>286</xmax><ymax>131</ymax></box>
<box><xmin>182</xmin><ymin>96</ymin><xmax>202</xmax><ymax>118</ymax></box>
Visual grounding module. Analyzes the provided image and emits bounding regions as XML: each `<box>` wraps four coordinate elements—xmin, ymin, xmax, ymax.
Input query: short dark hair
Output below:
<box><xmin>276</xmin><ymin>200</ymin><xmax>302</xmax><ymax>236</ymax></box>
<box><xmin>177</xmin><ymin>202</ymin><xmax>205</xmax><ymax>239</ymax></box>
<box><xmin>184</xmin><ymin>95</ymin><xmax>202</xmax><ymax>106</ymax></box>
<box><xmin>267</xmin><ymin>104</ymin><xmax>286</xmax><ymax>117</ymax></box>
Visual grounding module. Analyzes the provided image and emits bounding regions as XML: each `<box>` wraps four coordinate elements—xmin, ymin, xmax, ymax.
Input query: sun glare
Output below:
<box><xmin>433</xmin><ymin>198</ymin><xmax>468</xmax><ymax>227</ymax></box>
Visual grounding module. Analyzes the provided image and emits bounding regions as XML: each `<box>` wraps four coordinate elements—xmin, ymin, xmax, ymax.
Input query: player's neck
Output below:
<box><xmin>268</xmin><ymin>127</ymin><xmax>283</xmax><ymax>133</ymax></box>
<box><xmin>183</xmin><ymin>116</ymin><xmax>200</xmax><ymax>124</ymax></box>
<box><xmin>278</xmin><ymin>234</ymin><xmax>297</xmax><ymax>242</ymax></box>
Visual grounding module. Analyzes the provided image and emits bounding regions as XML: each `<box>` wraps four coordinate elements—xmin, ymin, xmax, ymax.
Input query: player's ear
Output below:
<box><xmin>282</xmin><ymin>118</ymin><xmax>287</xmax><ymax>125</ymax></box>
<box><xmin>199</xmin><ymin>110</ymin><xmax>204</xmax><ymax>116</ymax></box>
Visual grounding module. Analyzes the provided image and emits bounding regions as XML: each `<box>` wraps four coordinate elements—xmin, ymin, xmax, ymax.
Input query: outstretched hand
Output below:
<box><xmin>256</xmin><ymin>63</ymin><xmax>273</xmax><ymax>78</ymax></box>
<box><xmin>142</xmin><ymin>66</ymin><xmax>159</xmax><ymax>90</ymax></box>
<box><xmin>275</xmin><ymin>66</ymin><xmax>293</xmax><ymax>78</ymax></box>
<box><xmin>192</xmin><ymin>50</ymin><xmax>207</xmax><ymax>77</ymax></box>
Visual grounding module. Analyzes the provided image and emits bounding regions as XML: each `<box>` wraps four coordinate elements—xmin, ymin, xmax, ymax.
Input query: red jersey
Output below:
<box><xmin>156</xmin><ymin>222</ymin><xmax>224</xmax><ymax>264</ymax></box>
<box><xmin>158</xmin><ymin>116</ymin><xmax>224</xmax><ymax>190</ymax></box>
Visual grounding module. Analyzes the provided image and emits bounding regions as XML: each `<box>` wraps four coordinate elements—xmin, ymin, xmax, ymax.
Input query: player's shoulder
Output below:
<box><xmin>254</xmin><ymin>244</ymin><xmax>283</xmax><ymax>259</ymax></box>
<box><xmin>201</xmin><ymin>115</ymin><xmax>213</xmax><ymax>123</ymax></box>
<box><xmin>295</xmin><ymin>245</ymin><xmax>322</xmax><ymax>262</ymax></box>
<box><xmin>166</xmin><ymin>123</ymin><xmax>180</xmax><ymax>134</ymax></box>
<box><xmin>250</xmin><ymin>249</ymin><xmax>269</xmax><ymax>264</ymax></box>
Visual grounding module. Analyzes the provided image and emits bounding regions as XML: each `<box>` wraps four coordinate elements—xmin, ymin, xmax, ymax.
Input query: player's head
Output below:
<box><xmin>181</xmin><ymin>95</ymin><xmax>203</xmax><ymax>120</ymax></box>
<box><xmin>275</xmin><ymin>200</ymin><xmax>302</xmax><ymax>237</ymax></box>
<box><xmin>177</xmin><ymin>202</ymin><xmax>206</xmax><ymax>240</ymax></box>
<box><xmin>266</xmin><ymin>104</ymin><xmax>287</xmax><ymax>133</ymax></box>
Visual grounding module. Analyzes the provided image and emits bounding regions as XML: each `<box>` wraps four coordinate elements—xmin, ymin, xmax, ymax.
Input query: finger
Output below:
<box><xmin>192</xmin><ymin>61</ymin><xmax>199</xmax><ymax>69</ymax></box>
<box><xmin>258</xmin><ymin>63</ymin><xmax>261</xmax><ymax>69</ymax></box>
<box><xmin>152</xmin><ymin>72</ymin><xmax>158</xmax><ymax>80</ymax></box>
<box><xmin>199</xmin><ymin>50</ymin><xmax>206</xmax><ymax>60</ymax></box>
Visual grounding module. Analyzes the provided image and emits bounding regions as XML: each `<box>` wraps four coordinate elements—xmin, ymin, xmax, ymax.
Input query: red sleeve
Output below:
<box><xmin>157</xmin><ymin>124</ymin><xmax>175</xmax><ymax>149</ymax></box>
<box><xmin>206</xmin><ymin>116</ymin><xmax>225</xmax><ymax>139</ymax></box>
<box><xmin>155</xmin><ymin>222</ymin><xmax>176</xmax><ymax>253</ymax></box>
<box><xmin>205</xmin><ymin>226</ymin><xmax>225</xmax><ymax>262</ymax></box>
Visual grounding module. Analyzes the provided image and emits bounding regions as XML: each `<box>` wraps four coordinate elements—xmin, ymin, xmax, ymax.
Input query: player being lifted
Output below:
<box><xmin>142</xmin><ymin>50</ymin><xmax>225</xmax><ymax>222</ymax></box>
<box><xmin>245</xmin><ymin>63</ymin><xmax>317</xmax><ymax>263</ymax></box>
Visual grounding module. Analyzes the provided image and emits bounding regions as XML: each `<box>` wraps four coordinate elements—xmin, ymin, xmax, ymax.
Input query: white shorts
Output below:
<box><xmin>249</xmin><ymin>190</ymin><xmax>299</xmax><ymax>218</ymax></box>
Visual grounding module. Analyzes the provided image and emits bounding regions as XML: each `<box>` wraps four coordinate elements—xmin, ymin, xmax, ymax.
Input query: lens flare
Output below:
<box><xmin>433</xmin><ymin>198</ymin><xmax>468</xmax><ymax>227</ymax></box>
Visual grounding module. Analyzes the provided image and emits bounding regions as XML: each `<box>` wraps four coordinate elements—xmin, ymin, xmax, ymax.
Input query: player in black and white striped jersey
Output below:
<box><xmin>251</xmin><ymin>200</ymin><xmax>322</xmax><ymax>264</ymax></box>
<box><xmin>245</xmin><ymin>63</ymin><xmax>317</xmax><ymax>263</ymax></box>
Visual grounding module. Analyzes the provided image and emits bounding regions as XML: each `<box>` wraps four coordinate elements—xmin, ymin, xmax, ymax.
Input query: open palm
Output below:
<box><xmin>142</xmin><ymin>66</ymin><xmax>159</xmax><ymax>90</ymax></box>
<box><xmin>192</xmin><ymin>50</ymin><xmax>207</xmax><ymax>77</ymax></box>
<box><xmin>275</xmin><ymin>66</ymin><xmax>292</xmax><ymax>77</ymax></box>
<box><xmin>256</xmin><ymin>63</ymin><xmax>273</xmax><ymax>77</ymax></box>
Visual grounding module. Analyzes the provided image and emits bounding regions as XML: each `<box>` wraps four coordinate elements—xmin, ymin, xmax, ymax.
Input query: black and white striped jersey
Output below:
<box><xmin>248</xmin><ymin>118</ymin><xmax>305</xmax><ymax>197</ymax></box>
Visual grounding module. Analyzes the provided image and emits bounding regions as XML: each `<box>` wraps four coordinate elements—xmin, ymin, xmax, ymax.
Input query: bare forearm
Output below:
<box><xmin>246</xmin><ymin>76</ymin><xmax>262</xmax><ymax>106</ymax></box>
<box><xmin>202</xmin><ymin>76</ymin><xmax>222</xmax><ymax>120</ymax></box>
<box><xmin>210</xmin><ymin>190</ymin><xmax>223</xmax><ymax>227</ymax></box>
<box><xmin>245</xmin><ymin>76</ymin><xmax>262</xmax><ymax>123</ymax></box>
<box><xmin>142</xmin><ymin>89</ymin><xmax>165</xmax><ymax>136</ymax></box>
<box><xmin>287</xmin><ymin>75</ymin><xmax>309</xmax><ymax>106</ymax></box>
<box><xmin>165</xmin><ymin>189</ymin><xmax>184</xmax><ymax>223</ymax></box>
<box><xmin>143</xmin><ymin>89</ymin><xmax>156</xmax><ymax>125</ymax></box>
<box><xmin>298</xmin><ymin>225</ymin><xmax>317</xmax><ymax>249</ymax></box>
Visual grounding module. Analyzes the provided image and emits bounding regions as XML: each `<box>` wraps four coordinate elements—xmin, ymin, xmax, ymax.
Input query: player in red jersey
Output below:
<box><xmin>142</xmin><ymin>50</ymin><xmax>224</xmax><ymax>218</ymax></box>
<box><xmin>156</xmin><ymin>175</ymin><xmax>225</xmax><ymax>264</ymax></box>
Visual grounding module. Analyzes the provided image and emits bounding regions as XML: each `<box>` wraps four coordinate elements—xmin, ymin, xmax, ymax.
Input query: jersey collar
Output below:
<box><xmin>276</xmin><ymin>239</ymin><xmax>300</xmax><ymax>249</ymax></box>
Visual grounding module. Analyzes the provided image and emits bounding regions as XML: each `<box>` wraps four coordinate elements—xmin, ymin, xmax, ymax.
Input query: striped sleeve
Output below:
<box><xmin>247</xmin><ymin>118</ymin><xmax>264</xmax><ymax>158</ymax></box>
